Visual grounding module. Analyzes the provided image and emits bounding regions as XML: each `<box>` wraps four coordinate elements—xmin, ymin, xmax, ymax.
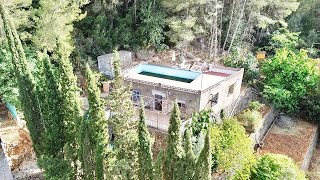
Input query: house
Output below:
<box><xmin>124</xmin><ymin>63</ymin><xmax>244</xmax><ymax>131</ymax></box>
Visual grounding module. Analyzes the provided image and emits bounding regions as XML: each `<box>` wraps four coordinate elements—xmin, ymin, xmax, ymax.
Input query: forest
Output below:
<box><xmin>0</xmin><ymin>0</ymin><xmax>319</xmax><ymax>179</ymax></box>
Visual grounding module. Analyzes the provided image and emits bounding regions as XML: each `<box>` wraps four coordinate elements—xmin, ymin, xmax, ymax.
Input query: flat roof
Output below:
<box><xmin>124</xmin><ymin>63</ymin><xmax>243</xmax><ymax>94</ymax></box>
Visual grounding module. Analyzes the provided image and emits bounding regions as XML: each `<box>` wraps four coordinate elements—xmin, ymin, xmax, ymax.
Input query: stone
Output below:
<box><xmin>136</xmin><ymin>49</ymin><xmax>155</xmax><ymax>60</ymax></box>
<box><xmin>275</xmin><ymin>114</ymin><xmax>295</xmax><ymax>129</ymax></box>
<box><xmin>98</xmin><ymin>51</ymin><xmax>132</xmax><ymax>78</ymax></box>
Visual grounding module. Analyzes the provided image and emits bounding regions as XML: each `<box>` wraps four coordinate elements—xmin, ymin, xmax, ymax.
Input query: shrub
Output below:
<box><xmin>300</xmin><ymin>85</ymin><xmax>320</xmax><ymax>121</ymax></box>
<box><xmin>210</xmin><ymin>118</ymin><xmax>256</xmax><ymax>179</ymax></box>
<box><xmin>191</xmin><ymin>109</ymin><xmax>214</xmax><ymax>137</ymax></box>
<box><xmin>248</xmin><ymin>101</ymin><xmax>264</xmax><ymax>111</ymax></box>
<box><xmin>223</xmin><ymin>47</ymin><xmax>259</xmax><ymax>83</ymax></box>
<box><xmin>262</xmin><ymin>48</ymin><xmax>319</xmax><ymax>113</ymax></box>
<box><xmin>251</xmin><ymin>154</ymin><xmax>307</xmax><ymax>180</ymax></box>
<box><xmin>237</xmin><ymin>109</ymin><xmax>263</xmax><ymax>133</ymax></box>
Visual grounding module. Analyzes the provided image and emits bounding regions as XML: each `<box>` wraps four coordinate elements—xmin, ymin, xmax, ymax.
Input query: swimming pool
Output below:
<box><xmin>130</xmin><ymin>64</ymin><xmax>201</xmax><ymax>83</ymax></box>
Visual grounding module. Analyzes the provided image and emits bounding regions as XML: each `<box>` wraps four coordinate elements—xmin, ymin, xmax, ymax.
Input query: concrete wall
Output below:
<box><xmin>199</xmin><ymin>69</ymin><xmax>244</xmax><ymax>115</ymax></box>
<box><xmin>98</xmin><ymin>51</ymin><xmax>132</xmax><ymax>77</ymax></box>
<box><xmin>126</xmin><ymin>81</ymin><xmax>201</xmax><ymax>118</ymax></box>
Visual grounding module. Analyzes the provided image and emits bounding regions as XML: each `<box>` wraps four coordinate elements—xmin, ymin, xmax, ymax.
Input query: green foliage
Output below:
<box><xmin>154</xmin><ymin>150</ymin><xmax>164</xmax><ymax>180</ymax></box>
<box><xmin>0</xmin><ymin>44</ymin><xmax>19</xmax><ymax>105</ymax></box>
<box><xmin>237</xmin><ymin>109</ymin><xmax>263</xmax><ymax>133</ymax></box>
<box><xmin>164</xmin><ymin>101</ymin><xmax>183</xmax><ymax>180</ymax></box>
<box><xmin>262</xmin><ymin>48</ymin><xmax>319</xmax><ymax>113</ymax></box>
<box><xmin>248</xmin><ymin>101</ymin><xmax>264</xmax><ymax>111</ymax></box>
<box><xmin>191</xmin><ymin>109</ymin><xmax>213</xmax><ymax>137</ymax></box>
<box><xmin>266</xmin><ymin>28</ymin><xmax>303</xmax><ymax>53</ymax></box>
<box><xmin>138</xmin><ymin>99</ymin><xmax>154</xmax><ymax>180</ymax></box>
<box><xmin>251</xmin><ymin>154</ymin><xmax>306</xmax><ymax>180</ymax></box>
<box><xmin>223</xmin><ymin>47</ymin><xmax>259</xmax><ymax>83</ymax></box>
<box><xmin>193</xmin><ymin>130</ymin><xmax>211</xmax><ymax>180</ymax></box>
<box><xmin>181</xmin><ymin>128</ymin><xmax>196</xmax><ymax>179</ymax></box>
<box><xmin>81</xmin><ymin>64</ymin><xmax>109</xmax><ymax>179</ymax></box>
<box><xmin>106</xmin><ymin>51</ymin><xmax>138</xmax><ymax>179</ymax></box>
<box><xmin>300</xmin><ymin>84</ymin><xmax>320</xmax><ymax>121</ymax></box>
<box><xmin>210</xmin><ymin>118</ymin><xmax>255</xmax><ymax>179</ymax></box>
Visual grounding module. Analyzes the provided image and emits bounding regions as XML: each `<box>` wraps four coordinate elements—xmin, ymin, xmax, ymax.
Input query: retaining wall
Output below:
<box><xmin>301</xmin><ymin>124</ymin><xmax>319</xmax><ymax>171</ymax></box>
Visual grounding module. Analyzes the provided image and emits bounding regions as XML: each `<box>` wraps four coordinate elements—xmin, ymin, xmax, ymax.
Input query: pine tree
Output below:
<box><xmin>182</xmin><ymin>128</ymin><xmax>196</xmax><ymax>179</ymax></box>
<box><xmin>193</xmin><ymin>130</ymin><xmax>211</xmax><ymax>180</ymax></box>
<box><xmin>137</xmin><ymin>99</ymin><xmax>154</xmax><ymax>180</ymax></box>
<box><xmin>0</xmin><ymin>2</ymin><xmax>45</xmax><ymax>156</ymax></box>
<box><xmin>163</xmin><ymin>101</ymin><xmax>183</xmax><ymax>180</ymax></box>
<box><xmin>106</xmin><ymin>51</ymin><xmax>138</xmax><ymax>179</ymax></box>
<box><xmin>83</xmin><ymin>64</ymin><xmax>109</xmax><ymax>179</ymax></box>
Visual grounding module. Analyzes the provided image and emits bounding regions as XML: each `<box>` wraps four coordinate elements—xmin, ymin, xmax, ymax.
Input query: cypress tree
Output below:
<box><xmin>164</xmin><ymin>101</ymin><xmax>183</xmax><ymax>180</ymax></box>
<box><xmin>182</xmin><ymin>128</ymin><xmax>196</xmax><ymax>179</ymax></box>
<box><xmin>193</xmin><ymin>130</ymin><xmax>211</xmax><ymax>180</ymax></box>
<box><xmin>56</xmin><ymin>42</ymin><xmax>83</xmax><ymax>178</ymax></box>
<box><xmin>0</xmin><ymin>2</ymin><xmax>44</xmax><ymax>156</ymax></box>
<box><xmin>137</xmin><ymin>99</ymin><xmax>154</xmax><ymax>180</ymax></box>
<box><xmin>154</xmin><ymin>150</ymin><xmax>164</xmax><ymax>180</ymax></box>
<box><xmin>106</xmin><ymin>51</ymin><xmax>138</xmax><ymax>179</ymax></box>
<box><xmin>83</xmin><ymin>64</ymin><xmax>109</xmax><ymax>179</ymax></box>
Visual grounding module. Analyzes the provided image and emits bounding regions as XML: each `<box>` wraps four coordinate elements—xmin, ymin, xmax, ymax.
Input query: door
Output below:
<box><xmin>154</xmin><ymin>94</ymin><xmax>163</xmax><ymax>111</ymax></box>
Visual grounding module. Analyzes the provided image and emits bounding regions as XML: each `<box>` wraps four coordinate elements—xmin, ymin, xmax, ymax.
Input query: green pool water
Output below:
<box><xmin>139</xmin><ymin>71</ymin><xmax>194</xmax><ymax>83</ymax></box>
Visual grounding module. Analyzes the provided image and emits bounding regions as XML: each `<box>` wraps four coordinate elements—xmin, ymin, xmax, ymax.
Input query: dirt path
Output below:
<box><xmin>0</xmin><ymin>146</ymin><xmax>13</xmax><ymax>180</ymax></box>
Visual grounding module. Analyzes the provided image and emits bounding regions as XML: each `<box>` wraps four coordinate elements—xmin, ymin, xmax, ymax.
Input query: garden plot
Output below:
<box><xmin>260</xmin><ymin>118</ymin><xmax>318</xmax><ymax>170</ymax></box>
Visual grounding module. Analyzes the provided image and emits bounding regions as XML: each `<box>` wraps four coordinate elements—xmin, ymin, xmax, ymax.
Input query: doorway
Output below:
<box><xmin>154</xmin><ymin>94</ymin><xmax>163</xmax><ymax>111</ymax></box>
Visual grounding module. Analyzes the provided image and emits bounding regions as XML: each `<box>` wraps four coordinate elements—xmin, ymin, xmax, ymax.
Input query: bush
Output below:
<box><xmin>248</xmin><ymin>101</ymin><xmax>264</xmax><ymax>111</ymax></box>
<box><xmin>210</xmin><ymin>118</ymin><xmax>256</xmax><ymax>179</ymax></box>
<box><xmin>223</xmin><ymin>47</ymin><xmax>259</xmax><ymax>83</ymax></box>
<box><xmin>237</xmin><ymin>109</ymin><xmax>263</xmax><ymax>133</ymax></box>
<box><xmin>300</xmin><ymin>85</ymin><xmax>320</xmax><ymax>121</ymax></box>
<box><xmin>262</xmin><ymin>48</ymin><xmax>319</xmax><ymax>113</ymax></box>
<box><xmin>251</xmin><ymin>154</ymin><xmax>307</xmax><ymax>180</ymax></box>
<box><xmin>191</xmin><ymin>109</ymin><xmax>214</xmax><ymax>137</ymax></box>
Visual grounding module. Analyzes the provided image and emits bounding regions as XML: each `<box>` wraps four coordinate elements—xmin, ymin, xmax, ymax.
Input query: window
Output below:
<box><xmin>228</xmin><ymin>84</ymin><xmax>235</xmax><ymax>95</ymax></box>
<box><xmin>178</xmin><ymin>102</ymin><xmax>186</xmax><ymax>109</ymax></box>
<box><xmin>211</xmin><ymin>93</ymin><xmax>219</xmax><ymax>105</ymax></box>
<box><xmin>132</xmin><ymin>89</ymin><xmax>141</xmax><ymax>103</ymax></box>
<box><xmin>154</xmin><ymin>94</ymin><xmax>163</xmax><ymax>111</ymax></box>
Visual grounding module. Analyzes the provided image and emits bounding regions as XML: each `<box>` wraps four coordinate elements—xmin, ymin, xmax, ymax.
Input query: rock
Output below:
<box><xmin>98</xmin><ymin>51</ymin><xmax>132</xmax><ymax>78</ymax></box>
<box><xmin>275</xmin><ymin>114</ymin><xmax>295</xmax><ymax>129</ymax></box>
<box><xmin>136</xmin><ymin>49</ymin><xmax>155</xmax><ymax>60</ymax></box>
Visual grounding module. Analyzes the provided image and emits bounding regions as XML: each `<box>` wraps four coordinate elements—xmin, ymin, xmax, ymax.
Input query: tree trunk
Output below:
<box><xmin>222</xmin><ymin>0</ymin><xmax>236</xmax><ymax>51</ymax></box>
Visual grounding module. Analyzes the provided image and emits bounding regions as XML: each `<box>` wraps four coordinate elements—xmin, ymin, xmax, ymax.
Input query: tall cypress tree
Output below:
<box><xmin>164</xmin><ymin>101</ymin><xmax>183</xmax><ymax>180</ymax></box>
<box><xmin>154</xmin><ymin>150</ymin><xmax>164</xmax><ymax>180</ymax></box>
<box><xmin>56</xmin><ymin>42</ymin><xmax>83</xmax><ymax>178</ymax></box>
<box><xmin>193</xmin><ymin>130</ymin><xmax>211</xmax><ymax>180</ymax></box>
<box><xmin>83</xmin><ymin>64</ymin><xmax>109</xmax><ymax>179</ymax></box>
<box><xmin>106</xmin><ymin>51</ymin><xmax>138</xmax><ymax>179</ymax></box>
<box><xmin>182</xmin><ymin>128</ymin><xmax>196</xmax><ymax>179</ymax></box>
<box><xmin>0</xmin><ymin>2</ymin><xmax>44</xmax><ymax>156</ymax></box>
<box><xmin>137</xmin><ymin>99</ymin><xmax>154</xmax><ymax>180</ymax></box>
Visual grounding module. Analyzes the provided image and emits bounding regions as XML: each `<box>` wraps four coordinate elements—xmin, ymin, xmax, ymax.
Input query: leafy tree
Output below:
<box><xmin>223</xmin><ymin>47</ymin><xmax>259</xmax><ymax>83</ymax></box>
<box><xmin>300</xmin><ymin>84</ymin><xmax>320</xmax><ymax>121</ymax></box>
<box><xmin>191</xmin><ymin>109</ymin><xmax>213</xmax><ymax>137</ymax></box>
<box><xmin>193</xmin><ymin>130</ymin><xmax>211</xmax><ymax>180</ymax></box>
<box><xmin>163</xmin><ymin>101</ymin><xmax>183</xmax><ymax>180</ymax></box>
<box><xmin>137</xmin><ymin>99</ymin><xmax>154</xmax><ymax>180</ymax></box>
<box><xmin>106</xmin><ymin>51</ymin><xmax>138</xmax><ymax>179</ymax></box>
<box><xmin>210</xmin><ymin>118</ymin><xmax>255</xmax><ymax>179</ymax></box>
<box><xmin>262</xmin><ymin>48</ymin><xmax>319</xmax><ymax>113</ymax></box>
<box><xmin>251</xmin><ymin>154</ymin><xmax>306</xmax><ymax>180</ymax></box>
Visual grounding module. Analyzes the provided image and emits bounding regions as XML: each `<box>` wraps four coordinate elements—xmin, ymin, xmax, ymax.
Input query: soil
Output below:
<box><xmin>149</xmin><ymin>127</ymin><xmax>167</xmax><ymax>158</ymax></box>
<box><xmin>308</xmin><ymin>139</ymin><xmax>320</xmax><ymax>180</ymax></box>
<box><xmin>259</xmin><ymin>119</ymin><xmax>318</xmax><ymax>166</ymax></box>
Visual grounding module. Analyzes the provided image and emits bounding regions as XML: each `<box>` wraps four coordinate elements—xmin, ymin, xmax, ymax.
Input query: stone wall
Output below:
<box><xmin>301</xmin><ymin>124</ymin><xmax>319</xmax><ymax>171</ymax></box>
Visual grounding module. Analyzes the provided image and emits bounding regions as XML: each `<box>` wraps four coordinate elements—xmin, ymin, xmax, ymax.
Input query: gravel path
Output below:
<box><xmin>0</xmin><ymin>147</ymin><xmax>13</xmax><ymax>180</ymax></box>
